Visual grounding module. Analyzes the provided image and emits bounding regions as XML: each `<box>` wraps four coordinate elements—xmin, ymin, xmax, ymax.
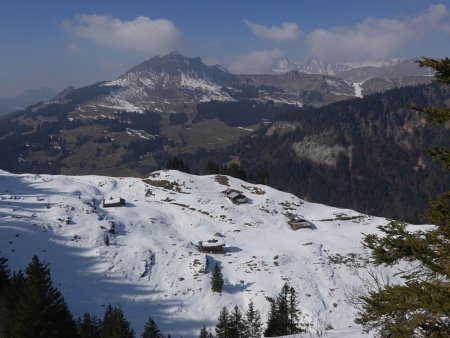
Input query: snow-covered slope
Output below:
<box><xmin>0</xmin><ymin>170</ymin><xmax>402</xmax><ymax>337</ymax></box>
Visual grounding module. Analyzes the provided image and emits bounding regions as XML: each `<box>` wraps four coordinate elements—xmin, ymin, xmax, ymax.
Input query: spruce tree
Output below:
<box><xmin>0</xmin><ymin>256</ymin><xmax>9</xmax><ymax>293</ymax></box>
<box><xmin>244</xmin><ymin>300</ymin><xmax>262</xmax><ymax>338</ymax></box>
<box><xmin>77</xmin><ymin>312</ymin><xmax>101</xmax><ymax>338</ymax></box>
<box><xmin>0</xmin><ymin>256</ymin><xmax>10</xmax><ymax>338</ymax></box>
<box><xmin>142</xmin><ymin>316</ymin><xmax>163</xmax><ymax>338</ymax></box>
<box><xmin>215</xmin><ymin>306</ymin><xmax>230</xmax><ymax>338</ymax></box>
<box><xmin>264</xmin><ymin>298</ymin><xmax>279</xmax><ymax>337</ymax></box>
<box><xmin>264</xmin><ymin>282</ymin><xmax>303</xmax><ymax>336</ymax></box>
<box><xmin>288</xmin><ymin>284</ymin><xmax>301</xmax><ymax>333</ymax></box>
<box><xmin>199</xmin><ymin>325</ymin><xmax>209</xmax><ymax>338</ymax></box>
<box><xmin>101</xmin><ymin>304</ymin><xmax>134</xmax><ymax>338</ymax></box>
<box><xmin>356</xmin><ymin>57</ymin><xmax>450</xmax><ymax>337</ymax></box>
<box><xmin>211</xmin><ymin>263</ymin><xmax>224</xmax><ymax>293</ymax></box>
<box><xmin>12</xmin><ymin>255</ymin><xmax>78</xmax><ymax>338</ymax></box>
<box><xmin>229</xmin><ymin>305</ymin><xmax>246</xmax><ymax>338</ymax></box>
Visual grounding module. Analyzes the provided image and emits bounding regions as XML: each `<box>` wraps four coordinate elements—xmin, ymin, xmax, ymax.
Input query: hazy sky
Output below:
<box><xmin>1</xmin><ymin>0</ymin><xmax>450</xmax><ymax>97</ymax></box>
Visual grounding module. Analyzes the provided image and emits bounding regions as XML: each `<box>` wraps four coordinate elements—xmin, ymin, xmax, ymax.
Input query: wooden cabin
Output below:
<box><xmin>198</xmin><ymin>238</ymin><xmax>225</xmax><ymax>254</ymax></box>
<box><xmin>103</xmin><ymin>197</ymin><xmax>126</xmax><ymax>208</ymax></box>
<box><xmin>286</xmin><ymin>213</ymin><xmax>312</xmax><ymax>230</ymax></box>
<box><xmin>224</xmin><ymin>189</ymin><xmax>247</xmax><ymax>205</ymax></box>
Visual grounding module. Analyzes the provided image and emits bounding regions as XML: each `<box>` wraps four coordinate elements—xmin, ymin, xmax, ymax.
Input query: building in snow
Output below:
<box><xmin>103</xmin><ymin>197</ymin><xmax>126</xmax><ymax>208</ymax></box>
<box><xmin>224</xmin><ymin>189</ymin><xmax>247</xmax><ymax>204</ymax></box>
<box><xmin>286</xmin><ymin>213</ymin><xmax>312</xmax><ymax>230</ymax></box>
<box><xmin>198</xmin><ymin>238</ymin><xmax>225</xmax><ymax>254</ymax></box>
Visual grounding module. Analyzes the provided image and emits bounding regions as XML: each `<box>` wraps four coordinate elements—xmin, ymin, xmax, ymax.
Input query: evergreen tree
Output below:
<box><xmin>264</xmin><ymin>282</ymin><xmax>303</xmax><ymax>336</ymax></box>
<box><xmin>0</xmin><ymin>256</ymin><xmax>9</xmax><ymax>293</ymax></box>
<box><xmin>77</xmin><ymin>312</ymin><xmax>101</xmax><ymax>338</ymax></box>
<box><xmin>12</xmin><ymin>255</ymin><xmax>78</xmax><ymax>338</ymax></box>
<box><xmin>229</xmin><ymin>305</ymin><xmax>246</xmax><ymax>338</ymax></box>
<box><xmin>356</xmin><ymin>57</ymin><xmax>450</xmax><ymax>337</ymax></box>
<box><xmin>243</xmin><ymin>300</ymin><xmax>262</xmax><ymax>338</ymax></box>
<box><xmin>288</xmin><ymin>284</ymin><xmax>301</xmax><ymax>333</ymax></box>
<box><xmin>101</xmin><ymin>304</ymin><xmax>134</xmax><ymax>338</ymax></box>
<box><xmin>166</xmin><ymin>156</ymin><xmax>190</xmax><ymax>173</ymax></box>
<box><xmin>264</xmin><ymin>298</ymin><xmax>279</xmax><ymax>337</ymax></box>
<box><xmin>215</xmin><ymin>306</ymin><xmax>230</xmax><ymax>338</ymax></box>
<box><xmin>211</xmin><ymin>263</ymin><xmax>224</xmax><ymax>293</ymax></box>
<box><xmin>142</xmin><ymin>316</ymin><xmax>163</xmax><ymax>338</ymax></box>
<box><xmin>0</xmin><ymin>256</ymin><xmax>10</xmax><ymax>338</ymax></box>
<box><xmin>199</xmin><ymin>325</ymin><xmax>209</xmax><ymax>338</ymax></box>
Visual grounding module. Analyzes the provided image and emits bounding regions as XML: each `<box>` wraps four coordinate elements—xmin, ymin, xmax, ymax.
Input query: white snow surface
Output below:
<box><xmin>0</xmin><ymin>169</ymin><xmax>406</xmax><ymax>337</ymax></box>
<box><xmin>180</xmin><ymin>72</ymin><xmax>232</xmax><ymax>102</ymax></box>
<box><xmin>353</xmin><ymin>83</ymin><xmax>363</xmax><ymax>98</ymax></box>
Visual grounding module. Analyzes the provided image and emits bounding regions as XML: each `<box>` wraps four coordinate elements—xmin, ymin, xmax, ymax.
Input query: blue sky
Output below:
<box><xmin>1</xmin><ymin>0</ymin><xmax>450</xmax><ymax>96</ymax></box>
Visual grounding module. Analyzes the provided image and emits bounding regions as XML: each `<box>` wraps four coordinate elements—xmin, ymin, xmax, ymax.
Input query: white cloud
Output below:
<box><xmin>307</xmin><ymin>4</ymin><xmax>449</xmax><ymax>61</ymax></box>
<box><xmin>63</xmin><ymin>14</ymin><xmax>183</xmax><ymax>54</ymax></box>
<box><xmin>206</xmin><ymin>49</ymin><xmax>283</xmax><ymax>74</ymax></box>
<box><xmin>245</xmin><ymin>20</ymin><xmax>301</xmax><ymax>41</ymax></box>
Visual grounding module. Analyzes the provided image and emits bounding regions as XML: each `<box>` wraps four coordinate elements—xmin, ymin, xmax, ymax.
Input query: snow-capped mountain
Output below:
<box><xmin>0</xmin><ymin>169</ymin><xmax>414</xmax><ymax>337</ymax></box>
<box><xmin>272</xmin><ymin>55</ymin><xmax>402</xmax><ymax>76</ymax></box>
<box><xmin>273</xmin><ymin>56</ymin><xmax>353</xmax><ymax>76</ymax></box>
<box><xmin>48</xmin><ymin>52</ymin><xmax>433</xmax><ymax>119</ymax></box>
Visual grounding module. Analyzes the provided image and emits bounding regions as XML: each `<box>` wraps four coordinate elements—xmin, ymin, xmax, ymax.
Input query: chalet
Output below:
<box><xmin>224</xmin><ymin>189</ymin><xmax>247</xmax><ymax>205</ymax></box>
<box><xmin>286</xmin><ymin>213</ymin><xmax>312</xmax><ymax>230</ymax></box>
<box><xmin>198</xmin><ymin>238</ymin><xmax>225</xmax><ymax>254</ymax></box>
<box><xmin>103</xmin><ymin>197</ymin><xmax>126</xmax><ymax>208</ymax></box>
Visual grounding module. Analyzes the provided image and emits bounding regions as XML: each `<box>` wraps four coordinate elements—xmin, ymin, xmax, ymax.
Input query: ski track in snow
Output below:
<box><xmin>0</xmin><ymin>170</ymin><xmax>412</xmax><ymax>337</ymax></box>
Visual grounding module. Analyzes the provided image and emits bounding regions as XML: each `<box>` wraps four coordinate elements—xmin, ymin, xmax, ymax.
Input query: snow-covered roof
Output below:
<box><xmin>199</xmin><ymin>239</ymin><xmax>225</xmax><ymax>247</ymax></box>
<box><xmin>226</xmin><ymin>191</ymin><xmax>245</xmax><ymax>199</ymax></box>
<box><xmin>103</xmin><ymin>197</ymin><xmax>123</xmax><ymax>205</ymax></box>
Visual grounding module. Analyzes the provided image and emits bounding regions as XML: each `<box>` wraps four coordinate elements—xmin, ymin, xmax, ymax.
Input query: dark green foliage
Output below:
<box><xmin>228</xmin><ymin>305</ymin><xmax>246</xmax><ymax>338</ymax></box>
<box><xmin>12</xmin><ymin>255</ymin><xmax>78</xmax><ymax>338</ymax></box>
<box><xmin>419</xmin><ymin>57</ymin><xmax>450</xmax><ymax>84</ymax></box>
<box><xmin>142</xmin><ymin>316</ymin><xmax>163</xmax><ymax>338</ymax></box>
<box><xmin>65</xmin><ymin>82</ymin><xmax>117</xmax><ymax>104</ymax></box>
<box><xmin>77</xmin><ymin>312</ymin><xmax>101</xmax><ymax>338</ymax></box>
<box><xmin>199</xmin><ymin>325</ymin><xmax>210</xmax><ymax>338</ymax></box>
<box><xmin>244</xmin><ymin>300</ymin><xmax>262</xmax><ymax>338</ymax></box>
<box><xmin>101</xmin><ymin>304</ymin><xmax>134</xmax><ymax>338</ymax></box>
<box><xmin>169</xmin><ymin>112</ymin><xmax>188</xmax><ymax>126</ymax></box>
<box><xmin>211</xmin><ymin>263</ymin><xmax>224</xmax><ymax>293</ymax></box>
<box><xmin>203</xmin><ymin>161</ymin><xmax>247</xmax><ymax>181</ymax></box>
<box><xmin>0</xmin><ymin>256</ymin><xmax>10</xmax><ymax>337</ymax></box>
<box><xmin>215</xmin><ymin>306</ymin><xmax>230</xmax><ymax>338</ymax></box>
<box><xmin>195</xmin><ymin>100</ymin><xmax>299</xmax><ymax>127</ymax></box>
<box><xmin>357</xmin><ymin>57</ymin><xmax>450</xmax><ymax>337</ymax></box>
<box><xmin>166</xmin><ymin>156</ymin><xmax>190</xmax><ymax>173</ymax></box>
<box><xmin>264</xmin><ymin>282</ymin><xmax>304</xmax><ymax>337</ymax></box>
<box><xmin>0</xmin><ymin>256</ymin><xmax>10</xmax><ymax>293</ymax></box>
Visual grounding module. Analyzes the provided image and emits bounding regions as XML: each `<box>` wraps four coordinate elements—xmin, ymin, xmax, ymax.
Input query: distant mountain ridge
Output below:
<box><xmin>48</xmin><ymin>52</ymin><xmax>432</xmax><ymax>119</ymax></box>
<box><xmin>273</xmin><ymin>55</ymin><xmax>403</xmax><ymax>76</ymax></box>
<box><xmin>0</xmin><ymin>53</ymin><xmax>442</xmax><ymax>223</ymax></box>
<box><xmin>0</xmin><ymin>87</ymin><xmax>56</xmax><ymax>116</ymax></box>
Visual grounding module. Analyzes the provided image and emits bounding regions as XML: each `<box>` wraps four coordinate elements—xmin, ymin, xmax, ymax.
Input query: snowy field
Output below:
<box><xmin>0</xmin><ymin>169</ymin><xmax>400</xmax><ymax>337</ymax></box>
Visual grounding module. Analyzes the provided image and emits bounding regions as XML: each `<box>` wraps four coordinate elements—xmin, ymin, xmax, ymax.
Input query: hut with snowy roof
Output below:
<box><xmin>286</xmin><ymin>213</ymin><xmax>312</xmax><ymax>230</ymax></box>
<box><xmin>103</xmin><ymin>197</ymin><xmax>126</xmax><ymax>208</ymax></box>
<box><xmin>198</xmin><ymin>238</ymin><xmax>225</xmax><ymax>254</ymax></box>
<box><xmin>224</xmin><ymin>189</ymin><xmax>247</xmax><ymax>205</ymax></box>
